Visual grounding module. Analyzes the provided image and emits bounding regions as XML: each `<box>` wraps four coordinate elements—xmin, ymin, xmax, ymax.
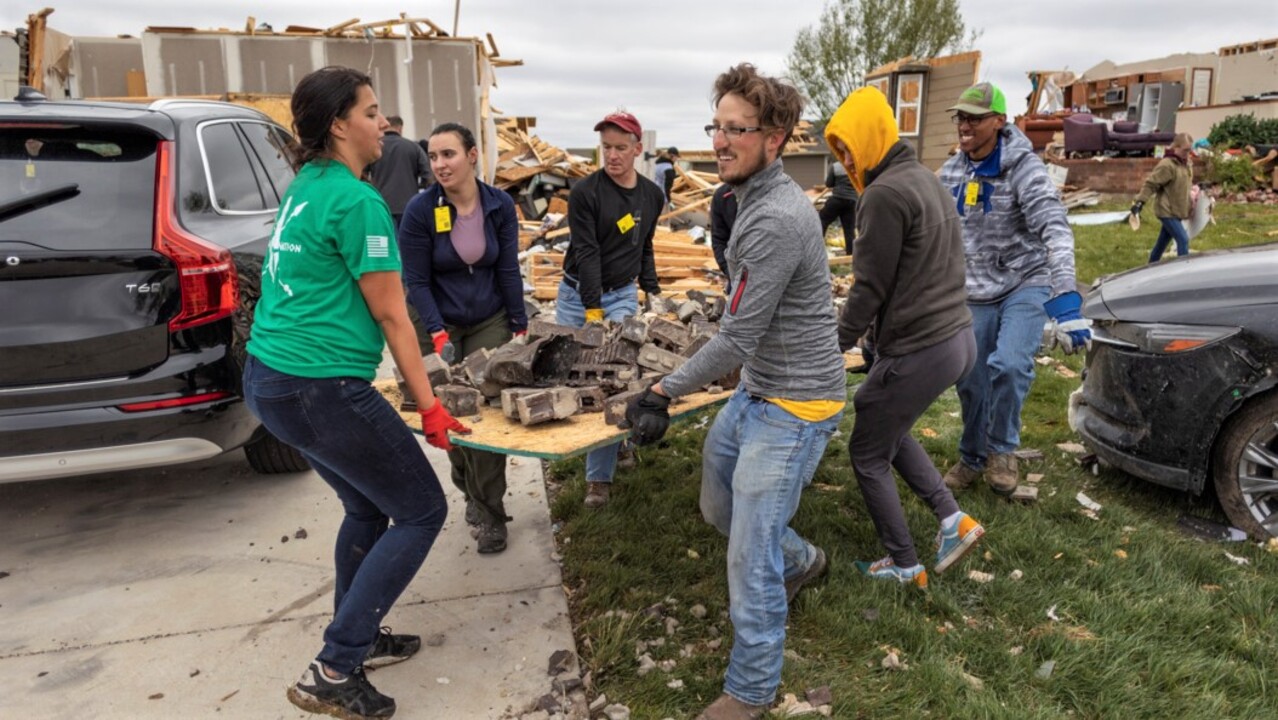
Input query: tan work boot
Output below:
<box><xmin>943</xmin><ymin>461</ymin><xmax>983</xmax><ymax>491</ymax></box>
<box><xmin>696</xmin><ymin>693</ymin><xmax>768</xmax><ymax>720</ymax></box>
<box><xmin>987</xmin><ymin>453</ymin><xmax>1019</xmax><ymax>496</ymax></box>
<box><xmin>583</xmin><ymin>481</ymin><xmax>611</xmax><ymax>509</ymax></box>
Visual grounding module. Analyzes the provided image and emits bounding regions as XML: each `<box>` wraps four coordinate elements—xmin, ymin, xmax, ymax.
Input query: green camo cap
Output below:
<box><xmin>949</xmin><ymin>82</ymin><xmax>1007</xmax><ymax>115</ymax></box>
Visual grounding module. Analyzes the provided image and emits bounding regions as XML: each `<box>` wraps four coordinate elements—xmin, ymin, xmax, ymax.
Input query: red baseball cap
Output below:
<box><xmin>594</xmin><ymin>111</ymin><xmax>642</xmax><ymax>137</ymax></box>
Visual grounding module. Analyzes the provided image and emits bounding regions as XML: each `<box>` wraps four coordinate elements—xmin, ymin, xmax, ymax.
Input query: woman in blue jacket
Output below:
<box><xmin>401</xmin><ymin>123</ymin><xmax>528</xmax><ymax>554</ymax></box>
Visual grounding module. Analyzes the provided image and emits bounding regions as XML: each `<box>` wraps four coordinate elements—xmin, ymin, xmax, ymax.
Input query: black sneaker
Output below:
<box><xmin>477</xmin><ymin>522</ymin><xmax>508</xmax><ymax>554</ymax></box>
<box><xmin>364</xmin><ymin>627</ymin><xmax>422</xmax><ymax>669</ymax></box>
<box><xmin>464</xmin><ymin>500</ymin><xmax>481</xmax><ymax>527</ymax></box>
<box><xmin>286</xmin><ymin>661</ymin><xmax>396</xmax><ymax>719</ymax></box>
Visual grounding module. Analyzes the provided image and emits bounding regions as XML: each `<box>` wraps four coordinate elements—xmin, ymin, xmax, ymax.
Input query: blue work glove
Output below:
<box><xmin>622</xmin><ymin>389</ymin><xmax>671</xmax><ymax>446</ymax></box>
<box><xmin>1044</xmin><ymin>291</ymin><xmax>1092</xmax><ymax>355</ymax></box>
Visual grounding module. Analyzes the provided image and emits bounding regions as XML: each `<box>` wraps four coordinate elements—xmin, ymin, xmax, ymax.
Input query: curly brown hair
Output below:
<box><xmin>712</xmin><ymin>63</ymin><xmax>805</xmax><ymax>148</ymax></box>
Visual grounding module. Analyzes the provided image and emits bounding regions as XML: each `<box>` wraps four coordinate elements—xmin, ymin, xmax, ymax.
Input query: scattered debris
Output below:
<box><xmin>1047</xmin><ymin>605</ymin><xmax>1061</xmax><ymax>622</ymax></box>
<box><xmin>636</xmin><ymin>654</ymin><xmax>656</xmax><ymax>677</ymax></box>
<box><xmin>666</xmin><ymin>679</ymin><xmax>684</xmax><ymax>690</ymax></box>
<box><xmin>1224</xmin><ymin>552</ymin><xmax>1250</xmax><ymax>566</ymax></box>
<box><xmin>961</xmin><ymin>671</ymin><xmax>985</xmax><ymax>690</ymax></box>
<box><xmin>280</xmin><ymin>535</ymin><xmax>289</xmax><ymax>544</ymax></box>
<box><xmin>602</xmin><ymin>703</ymin><xmax>632</xmax><ymax>720</ymax></box>
<box><xmin>880</xmin><ymin>648</ymin><xmax>908</xmax><ymax>671</ymax></box>
<box><xmin>1057</xmin><ymin>442</ymin><xmax>1087</xmax><ymax>455</ymax></box>
<box><xmin>1035</xmin><ymin>660</ymin><xmax>1057</xmax><ymax>680</ymax></box>
<box><xmin>1013</xmin><ymin>448</ymin><xmax>1045</xmax><ymax>461</ymax></box>
<box><xmin>1114</xmin><ymin>549</ymin><xmax>1128</xmax><ymax>560</ymax></box>
<box><xmin>805</xmin><ymin>686</ymin><xmax>833</xmax><ymax>706</ymax></box>
<box><xmin>968</xmin><ymin>570</ymin><xmax>995</xmax><ymax>583</ymax></box>
<box><xmin>148</xmin><ymin>693</ymin><xmax>164</xmax><ymax>700</ymax></box>
<box><xmin>1011</xmin><ymin>485</ymin><xmax>1039</xmax><ymax>503</ymax></box>
<box><xmin>1025</xmin><ymin>473</ymin><xmax>1045</xmax><ymax>484</ymax></box>
<box><xmin>189</xmin><ymin>669</ymin><xmax>200</xmax><ymax>678</ymax></box>
<box><xmin>1009</xmin><ymin>646</ymin><xmax>1024</xmax><ymax>656</ymax></box>
<box><xmin>294</xmin><ymin>528</ymin><xmax>308</xmax><ymax>540</ymax></box>
<box><xmin>589</xmin><ymin>695</ymin><xmax>608</xmax><ymax>713</ymax></box>
<box><xmin>547</xmin><ymin>649</ymin><xmax>574</xmax><ymax>676</ymax></box>
<box><xmin>690</xmin><ymin>604</ymin><xmax>707</xmax><ymax>619</ymax></box>
<box><xmin>1010</xmin><ymin>569</ymin><xmax>1024</xmax><ymax>581</ymax></box>
<box><xmin>686</xmin><ymin>548</ymin><xmax>700</xmax><ymax>560</ymax></box>
<box><xmin>1177</xmin><ymin>515</ymin><xmax>1248</xmax><ymax>542</ymax></box>
<box><xmin>1268</xmin><ymin>538</ymin><xmax>1278</xmax><ymax>554</ymax></box>
<box><xmin>426</xmin><ymin>633</ymin><xmax>445</xmax><ymax>647</ymax></box>
<box><xmin>775</xmin><ymin>693</ymin><xmax>820</xmax><ymax>716</ymax></box>
<box><xmin>1201</xmin><ymin>584</ymin><xmax>1223</xmax><ymax>592</ymax></box>
<box><xmin>0</xmin><ymin>571</ymin><xmax>9</xmax><ymax>580</ymax></box>
<box><xmin>1075</xmin><ymin>492</ymin><xmax>1103</xmax><ymax>513</ymax></box>
<box><xmin>435</xmin><ymin>677</ymin><xmax>450</xmax><ymax>684</ymax></box>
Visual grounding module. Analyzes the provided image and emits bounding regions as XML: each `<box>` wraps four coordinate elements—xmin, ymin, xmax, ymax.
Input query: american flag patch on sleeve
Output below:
<box><xmin>366</xmin><ymin>235</ymin><xmax>390</xmax><ymax>258</ymax></box>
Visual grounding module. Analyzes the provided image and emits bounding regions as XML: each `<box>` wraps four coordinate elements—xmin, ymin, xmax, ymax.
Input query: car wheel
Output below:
<box><xmin>1213</xmin><ymin>393</ymin><xmax>1278</xmax><ymax>540</ymax></box>
<box><xmin>244</xmin><ymin>431</ymin><xmax>310</xmax><ymax>474</ymax></box>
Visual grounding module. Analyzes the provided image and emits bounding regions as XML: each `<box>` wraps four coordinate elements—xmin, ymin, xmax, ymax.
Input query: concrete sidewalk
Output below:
<box><xmin>0</xmin><ymin>442</ymin><xmax>575</xmax><ymax>719</ymax></box>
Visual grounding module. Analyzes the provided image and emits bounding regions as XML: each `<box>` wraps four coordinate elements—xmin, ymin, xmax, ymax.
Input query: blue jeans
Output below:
<box><xmin>700</xmin><ymin>389</ymin><xmax>842</xmax><ymax>705</ymax></box>
<box><xmin>556</xmin><ymin>279</ymin><xmax>639</xmax><ymax>483</ymax></box>
<box><xmin>1149</xmin><ymin>217</ymin><xmax>1189</xmax><ymax>263</ymax></box>
<box><xmin>955</xmin><ymin>285</ymin><xmax>1049</xmax><ymax>470</ymax></box>
<box><xmin>242</xmin><ymin>356</ymin><xmax>448</xmax><ymax>675</ymax></box>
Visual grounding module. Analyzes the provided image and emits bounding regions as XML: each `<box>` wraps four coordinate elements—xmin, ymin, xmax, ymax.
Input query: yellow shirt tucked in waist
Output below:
<box><xmin>768</xmin><ymin>398</ymin><xmax>845</xmax><ymax>423</ymax></box>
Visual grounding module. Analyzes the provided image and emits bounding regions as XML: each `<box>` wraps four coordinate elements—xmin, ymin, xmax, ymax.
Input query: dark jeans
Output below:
<box><xmin>242</xmin><ymin>355</ymin><xmax>448</xmax><ymax>675</ymax></box>
<box><xmin>819</xmin><ymin>195</ymin><xmax>857</xmax><ymax>255</ymax></box>
<box><xmin>444</xmin><ymin>310</ymin><xmax>512</xmax><ymax>524</ymax></box>
<box><xmin>849</xmin><ymin>328</ymin><xmax>975</xmax><ymax>567</ymax></box>
<box><xmin>1149</xmin><ymin>216</ymin><xmax>1189</xmax><ymax>263</ymax></box>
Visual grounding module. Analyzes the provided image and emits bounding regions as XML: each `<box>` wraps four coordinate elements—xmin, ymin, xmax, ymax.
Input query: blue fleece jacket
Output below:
<box><xmin>400</xmin><ymin>180</ymin><xmax>528</xmax><ymax>333</ymax></box>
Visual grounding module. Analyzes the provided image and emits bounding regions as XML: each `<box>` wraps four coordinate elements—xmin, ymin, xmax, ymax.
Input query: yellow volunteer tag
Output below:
<box><xmin>434</xmin><ymin>206</ymin><xmax>452</xmax><ymax>232</ymax></box>
<box><xmin>26</xmin><ymin>161</ymin><xmax>36</xmax><ymax>178</ymax></box>
<box><xmin>616</xmin><ymin>213</ymin><xmax>635</xmax><ymax>234</ymax></box>
<box><xmin>964</xmin><ymin>181</ymin><xmax>979</xmax><ymax>207</ymax></box>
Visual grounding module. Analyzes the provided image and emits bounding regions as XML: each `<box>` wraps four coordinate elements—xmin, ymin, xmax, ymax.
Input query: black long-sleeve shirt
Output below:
<box><xmin>709</xmin><ymin>183</ymin><xmax>738</xmax><ymax>277</ymax></box>
<box><xmin>562</xmin><ymin>170</ymin><xmax>663</xmax><ymax>309</ymax></box>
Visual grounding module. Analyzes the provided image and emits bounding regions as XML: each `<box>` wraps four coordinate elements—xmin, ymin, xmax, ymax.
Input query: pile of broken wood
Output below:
<box><xmin>397</xmin><ymin>291</ymin><xmax>733</xmax><ymax>428</ymax></box>
<box><xmin>493</xmin><ymin>117</ymin><xmax>595</xmax><ymax>193</ymax></box>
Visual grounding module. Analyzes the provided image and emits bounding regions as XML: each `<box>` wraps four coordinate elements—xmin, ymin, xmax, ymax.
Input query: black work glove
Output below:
<box><xmin>1129</xmin><ymin>201</ymin><xmax>1144</xmax><ymax>217</ymax></box>
<box><xmin>622</xmin><ymin>389</ymin><xmax>671</xmax><ymax>446</ymax></box>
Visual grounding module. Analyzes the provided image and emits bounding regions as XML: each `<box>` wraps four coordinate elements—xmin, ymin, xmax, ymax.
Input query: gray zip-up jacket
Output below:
<box><xmin>662</xmin><ymin>160</ymin><xmax>846</xmax><ymax>402</ymax></box>
<box><xmin>937</xmin><ymin>125</ymin><xmax>1076</xmax><ymax>303</ymax></box>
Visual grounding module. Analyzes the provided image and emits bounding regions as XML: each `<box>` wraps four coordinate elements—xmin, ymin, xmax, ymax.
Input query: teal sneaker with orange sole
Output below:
<box><xmin>935</xmin><ymin>512</ymin><xmax>985</xmax><ymax>574</ymax></box>
<box><xmin>854</xmin><ymin>557</ymin><xmax>928</xmax><ymax>589</ymax></box>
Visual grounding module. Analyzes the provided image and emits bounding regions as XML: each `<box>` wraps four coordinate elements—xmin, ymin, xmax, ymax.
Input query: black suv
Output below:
<box><xmin>0</xmin><ymin>91</ymin><xmax>308</xmax><ymax>482</ymax></box>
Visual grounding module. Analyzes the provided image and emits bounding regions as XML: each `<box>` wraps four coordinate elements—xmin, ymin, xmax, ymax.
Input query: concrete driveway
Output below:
<box><xmin>0</xmin><ymin>443</ymin><xmax>575</xmax><ymax>719</ymax></box>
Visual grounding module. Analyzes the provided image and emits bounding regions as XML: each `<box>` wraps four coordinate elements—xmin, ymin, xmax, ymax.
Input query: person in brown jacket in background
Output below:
<box><xmin>1130</xmin><ymin>133</ymin><xmax>1195</xmax><ymax>263</ymax></box>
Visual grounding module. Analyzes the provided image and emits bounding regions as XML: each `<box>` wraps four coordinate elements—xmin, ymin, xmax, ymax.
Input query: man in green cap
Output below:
<box><xmin>937</xmin><ymin>82</ymin><xmax>1090</xmax><ymax>496</ymax></box>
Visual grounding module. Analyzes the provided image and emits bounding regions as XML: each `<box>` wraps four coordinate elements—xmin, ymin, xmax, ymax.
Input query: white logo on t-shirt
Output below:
<box><xmin>265</xmin><ymin>197</ymin><xmax>308</xmax><ymax>297</ymax></box>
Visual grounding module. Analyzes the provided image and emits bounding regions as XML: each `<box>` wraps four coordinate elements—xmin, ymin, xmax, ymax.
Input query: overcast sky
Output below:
<box><xmin>3</xmin><ymin>1</ymin><xmax>1270</xmax><ymax>150</ymax></box>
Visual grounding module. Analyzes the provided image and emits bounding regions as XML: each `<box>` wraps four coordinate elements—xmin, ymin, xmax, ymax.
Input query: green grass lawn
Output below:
<box><xmin>548</xmin><ymin>202</ymin><xmax>1278</xmax><ymax>719</ymax></box>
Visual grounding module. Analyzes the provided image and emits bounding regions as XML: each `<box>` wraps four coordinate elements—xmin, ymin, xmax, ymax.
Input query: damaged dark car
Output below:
<box><xmin>1070</xmin><ymin>243</ymin><xmax>1278</xmax><ymax>539</ymax></box>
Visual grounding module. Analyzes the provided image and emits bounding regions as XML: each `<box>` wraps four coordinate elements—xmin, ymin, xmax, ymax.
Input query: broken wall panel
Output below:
<box><xmin>71</xmin><ymin>38</ymin><xmax>145</xmax><ymax>98</ymax></box>
<box><xmin>237</xmin><ymin>37</ymin><xmax>317</xmax><ymax>96</ymax></box>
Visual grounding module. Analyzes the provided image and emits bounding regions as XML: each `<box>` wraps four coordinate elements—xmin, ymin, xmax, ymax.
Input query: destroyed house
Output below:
<box><xmin>864</xmin><ymin>51</ymin><xmax>981</xmax><ymax>171</ymax></box>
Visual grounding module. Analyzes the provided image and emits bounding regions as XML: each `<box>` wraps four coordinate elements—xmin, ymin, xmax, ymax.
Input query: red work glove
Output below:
<box><xmin>419</xmin><ymin>400</ymin><xmax>471</xmax><ymax>451</ymax></box>
<box><xmin>431</xmin><ymin>331</ymin><xmax>456</xmax><ymax>363</ymax></box>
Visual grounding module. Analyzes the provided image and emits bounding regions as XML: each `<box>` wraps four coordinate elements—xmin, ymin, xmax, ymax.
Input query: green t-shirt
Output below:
<box><xmin>247</xmin><ymin>161</ymin><xmax>401</xmax><ymax>380</ymax></box>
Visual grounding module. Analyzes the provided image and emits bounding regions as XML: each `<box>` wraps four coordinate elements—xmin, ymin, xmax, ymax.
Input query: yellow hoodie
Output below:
<box><xmin>824</xmin><ymin>87</ymin><xmax>899</xmax><ymax>194</ymax></box>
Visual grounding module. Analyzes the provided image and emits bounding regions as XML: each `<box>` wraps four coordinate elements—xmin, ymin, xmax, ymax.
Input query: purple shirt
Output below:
<box><xmin>451</xmin><ymin>204</ymin><xmax>486</xmax><ymax>265</ymax></box>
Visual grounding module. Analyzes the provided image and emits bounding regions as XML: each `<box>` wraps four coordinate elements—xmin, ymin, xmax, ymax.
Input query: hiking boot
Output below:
<box><xmin>987</xmin><ymin>453</ymin><xmax>1019</xmax><ymax>496</ymax></box>
<box><xmin>476</xmin><ymin>522</ymin><xmax>508</xmax><ymax>554</ymax></box>
<box><xmin>943</xmin><ymin>461</ymin><xmax>983</xmax><ymax>491</ymax></box>
<box><xmin>287</xmin><ymin>661</ymin><xmax>396</xmax><ymax>719</ymax></box>
<box><xmin>584</xmin><ymin>481</ymin><xmax>611</xmax><ymax>509</ymax></box>
<box><xmin>853</xmin><ymin>556</ymin><xmax>928</xmax><ymax>589</ymax></box>
<box><xmin>934</xmin><ymin>512</ymin><xmax>985</xmax><ymax>574</ymax></box>
<box><xmin>784</xmin><ymin>546</ymin><xmax>828</xmax><ymax>603</ymax></box>
<box><xmin>696</xmin><ymin>693</ymin><xmax>768</xmax><ymax>720</ymax></box>
<box><xmin>617</xmin><ymin>445</ymin><xmax>637</xmax><ymax>470</ymax></box>
<box><xmin>363</xmin><ymin>627</ymin><xmax>421</xmax><ymax>670</ymax></box>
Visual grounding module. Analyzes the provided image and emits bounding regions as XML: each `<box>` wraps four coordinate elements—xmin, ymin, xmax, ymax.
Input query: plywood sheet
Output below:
<box><xmin>377</xmin><ymin>380</ymin><xmax>729</xmax><ymax>460</ymax></box>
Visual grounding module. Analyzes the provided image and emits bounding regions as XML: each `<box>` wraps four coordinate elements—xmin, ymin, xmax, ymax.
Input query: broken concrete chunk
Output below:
<box><xmin>602</xmin><ymin>704</ymin><xmax>631</xmax><ymax>720</ymax></box>
<box><xmin>676</xmin><ymin>300</ymin><xmax>703</xmax><ymax>323</ymax></box>
<box><xmin>604</xmin><ymin>389</ymin><xmax>645</xmax><ymax>426</ymax></box>
<box><xmin>436</xmin><ymin>385</ymin><xmax>482</xmax><ymax>417</ymax></box>
<box><xmin>461</xmin><ymin>347</ymin><xmax>494</xmax><ymax>386</ymax></box>
<box><xmin>527</xmin><ymin>318</ymin><xmax>604</xmax><ymax>348</ymax></box>
<box><xmin>547</xmin><ymin>649</ymin><xmax>574</xmax><ymax>676</ymax></box>
<box><xmin>806</xmin><ymin>686</ymin><xmax>833</xmax><ymax>706</ymax></box>
<box><xmin>646</xmin><ymin>294</ymin><xmax>678</xmax><ymax>315</ymax></box>
<box><xmin>501</xmin><ymin>388</ymin><xmax>544</xmax><ymax>420</ymax></box>
<box><xmin>638</xmin><ymin>343</ymin><xmax>687</xmax><ymax>374</ymax></box>
<box><xmin>682</xmin><ymin>334</ymin><xmax>711</xmax><ymax>359</ymax></box>
<box><xmin>423</xmin><ymin>352</ymin><xmax>452</xmax><ymax>389</ymax></box>
<box><xmin>574</xmin><ymin>386</ymin><xmax>606</xmax><ymax>414</ymax></box>
<box><xmin>619</xmin><ymin>315</ymin><xmax>649</xmax><ymax>345</ymax></box>
<box><xmin>1011</xmin><ymin>485</ymin><xmax>1039</xmax><ymax>503</ymax></box>
<box><xmin>566</xmin><ymin>363</ymin><xmax>637</xmax><ymax>390</ymax></box>
<box><xmin>647</xmin><ymin>317</ymin><xmax>692</xmax><ymax>351</ymax></box>
<box><xmin>575</xmin><ymin>340</ymin><xmax>640</xmax><ymax>366</ymax></box>
<box><xmin>516</xmin><ymin>387</ymin><xmax>580</xmax><ymax>426</ymax></box>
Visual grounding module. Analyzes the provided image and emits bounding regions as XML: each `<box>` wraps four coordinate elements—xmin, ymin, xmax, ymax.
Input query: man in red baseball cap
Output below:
<box><xmin>556</xmin><ymin>110</ymin><xmax>664</xmax><ymax>509</ymax></box>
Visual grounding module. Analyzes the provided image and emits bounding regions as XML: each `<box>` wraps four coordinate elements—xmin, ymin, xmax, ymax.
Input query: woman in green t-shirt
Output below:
<box><xmin>242</xmin><ymin>65</ymin><xmax>468</xmax><ymax>720</ymax></box>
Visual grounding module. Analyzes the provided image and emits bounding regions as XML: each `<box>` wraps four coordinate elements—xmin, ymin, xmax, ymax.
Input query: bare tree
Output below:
<box><xmin>786</xmin><ymin>0</ymin><xmax>980</xmax><ymax>120</ymax></box>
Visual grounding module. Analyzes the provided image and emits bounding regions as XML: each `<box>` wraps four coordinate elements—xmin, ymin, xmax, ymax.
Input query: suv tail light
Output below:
<box><xmin>154</xmin><ymin>140</ymin><xmax>238</xmax><ymax>332</ymax></box>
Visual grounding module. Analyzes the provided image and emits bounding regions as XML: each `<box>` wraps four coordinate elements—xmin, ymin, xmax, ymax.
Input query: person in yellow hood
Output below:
<box><xmin>824</xmin><ymin>87</ymin><xmax>986</xmax><ymax>587</ymax></box>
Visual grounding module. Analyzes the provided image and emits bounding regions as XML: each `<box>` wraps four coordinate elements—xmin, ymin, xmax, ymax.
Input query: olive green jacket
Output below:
<box><xmin>1135</xmin><ymin>157</ymin><xmax>1192</xmax><ymax>219</ymax></box>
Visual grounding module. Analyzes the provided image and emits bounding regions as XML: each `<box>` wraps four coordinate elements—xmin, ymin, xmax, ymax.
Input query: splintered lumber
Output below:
<box><xmin>381</xmin><ymin>380</ymin><xmax>729</xmax><ymax>459</ymax></box>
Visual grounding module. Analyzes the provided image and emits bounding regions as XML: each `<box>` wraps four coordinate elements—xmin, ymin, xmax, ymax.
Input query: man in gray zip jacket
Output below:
<box><xmin>937</xmin><ymin>82</ymin><xmax>1091</xmax><ymax>495</ymax></box>
<box><xmin>625</xmin><ymin>64</ymin><xmax>847</xmax><ymax>720</ymax></box>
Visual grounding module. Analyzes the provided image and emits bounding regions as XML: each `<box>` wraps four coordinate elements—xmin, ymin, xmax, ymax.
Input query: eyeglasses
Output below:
<box><xmin>704</xmin><ymin>124</ymin><xmax>770</xmax><ymax>139</ymax></box>
<box><xmin>951</xmin><ymin>113</ymin><xmax>995</xmax><ymax>127</ymax></box>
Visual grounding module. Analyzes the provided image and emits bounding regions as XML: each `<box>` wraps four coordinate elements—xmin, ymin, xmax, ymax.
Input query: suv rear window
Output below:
<box><xmin>0</xmin><ymin>125</ymin><xmax>158</xmax><ymax>250</ymax></box>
